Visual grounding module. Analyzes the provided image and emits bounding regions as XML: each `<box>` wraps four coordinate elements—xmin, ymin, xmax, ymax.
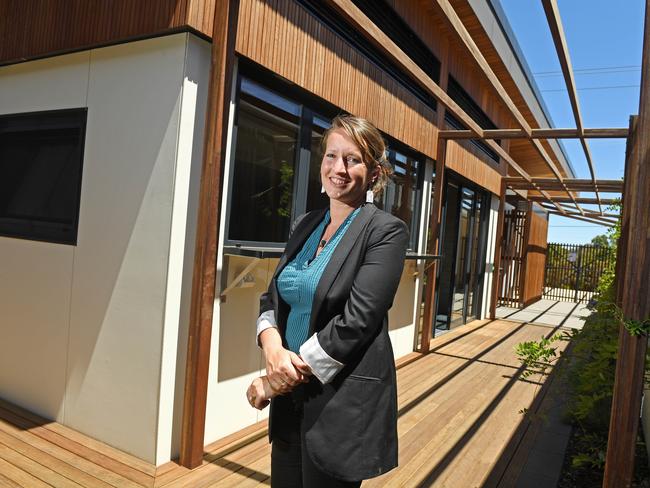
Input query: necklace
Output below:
<box><xmin>319</xmin><ymin>225</ymin><xmax>334</xmax><ymax>248</ymax></box>
<box><xmin>319</xmin><ymin>208</ymin><xmax>358</xmax><ymax>249</ymax></box>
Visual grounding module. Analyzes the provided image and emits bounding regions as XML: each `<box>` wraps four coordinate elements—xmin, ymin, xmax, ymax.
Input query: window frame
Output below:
<box><xmin>0</xmin><ymin>107</ymin><xmax>87</xmax><ymax>245</ymax></box>
<box><xmin>445</xmin><ymin>76</ymin><xmax>501</xmax><ymax>164</ymax></box>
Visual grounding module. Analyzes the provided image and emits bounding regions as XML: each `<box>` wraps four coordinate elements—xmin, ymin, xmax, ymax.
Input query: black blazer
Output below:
<box><xmin>259</xmin><ymin>204</ymin><xmax>409</xmax><ymax>481</ymax></box>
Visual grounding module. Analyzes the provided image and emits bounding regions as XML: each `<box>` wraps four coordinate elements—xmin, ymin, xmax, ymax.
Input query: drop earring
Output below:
<box><xmin>366</xmin><ymin>189</ymin><xmax>374</xmax><ymax>203</ymax></box>
<box><xmin>321</xmin><ymin>185</ymin><xmax>325</xmax><ymax>193</ymax></box>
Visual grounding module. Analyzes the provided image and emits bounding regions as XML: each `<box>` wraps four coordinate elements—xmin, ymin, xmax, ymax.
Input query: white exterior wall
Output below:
<box><xmin>0</xmin><ymin>33</ymin><xmax>210</xmax><ymax>465</ymax></box>
<box><xmin>481</xmin><ymin>194</ymin><xmax>501</xmax><ymax>319</ymax></box>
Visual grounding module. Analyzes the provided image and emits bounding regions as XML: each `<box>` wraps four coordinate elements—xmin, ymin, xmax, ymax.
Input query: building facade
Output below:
<box><xmin>0</xmin><ymin>0</ymin><xmax>572</xmax><ymax>467</ymax></box>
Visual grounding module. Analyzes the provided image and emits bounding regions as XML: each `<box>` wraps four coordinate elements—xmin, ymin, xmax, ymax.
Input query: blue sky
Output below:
<box><xmin>496</xmin><ymin>0</ymin><xmax>645</xmax><ymax>244</ymax></box>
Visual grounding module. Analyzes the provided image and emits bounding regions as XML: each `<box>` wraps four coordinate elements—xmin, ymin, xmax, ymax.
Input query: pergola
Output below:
<box><xmin>181</xmin><ymin>1</ymin><xmax>650</xmax><ymax>485</ymax></box>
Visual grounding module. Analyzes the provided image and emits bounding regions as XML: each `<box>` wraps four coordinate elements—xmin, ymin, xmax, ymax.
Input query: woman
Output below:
<box><xmin>247</xmin><ymin>114</ymin><xmax>408</xmax><ymax>487</ymax></box>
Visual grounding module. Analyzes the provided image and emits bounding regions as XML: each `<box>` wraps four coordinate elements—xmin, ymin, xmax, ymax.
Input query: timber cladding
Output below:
<box><xmin>522</xmin><ymin>210</ymin><xmax>548</xmax><ymax>305</ymax></box>
<box><xmin>445</xmin><ymin>139</ymin><xmax>503</xmax><ymax>194</ymax></box>
<box><xmin>235</xmin><ymin>0</ymin><xmax>438</xmax><ymax>159</ymax></box>
<box><xmin>0</xmin><ymin>0</ymin><xmax>216</xmax><ymax>65</ymax></box>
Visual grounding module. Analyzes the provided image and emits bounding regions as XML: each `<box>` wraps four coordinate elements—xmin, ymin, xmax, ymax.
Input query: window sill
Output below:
<box><xmin>223</xmin><ymin>245</ymin><xmax>439</xmax><ymax>261</ymax></box>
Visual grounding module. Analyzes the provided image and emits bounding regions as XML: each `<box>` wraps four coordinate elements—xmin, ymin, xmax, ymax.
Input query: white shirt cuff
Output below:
<box><xmin>256</xmin><ymin>310</ymin><xmax>277</xmax><ymax>347</ymax></box>
<box><xmin>299</xmin><ymin>333</ymin><xmax>345</xmax><ymax>384</ymax></box>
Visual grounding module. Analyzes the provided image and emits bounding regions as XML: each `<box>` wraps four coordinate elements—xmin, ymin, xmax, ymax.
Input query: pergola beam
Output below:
<box><xmin>553</xmin><ymin>202</ymin><xmax>621</xmax><ymax>217</ymax></box>
<box><xmin>324</xmin><ymin>0</ymin><xmax>482</xmax><ymax>138</ymax></box>
<box><xmin>541</xmin><ymin>204</ymin><xmax>619</xmax><ymax>223</ymax></box>
<box><xmin>514</xmin><ymin>184</ymin><xmax>621</xmax><ymax>192</ymax></box>
<box><xmin>431</xmin><ymin>0</ymin><xmax>530</xmax><ymax>134</ymax></box>
<box><xmin>505</xmin><ymin>177</ymin><xmax>623</xmax><ymax>193</ymax></box>
<box><xmin>438</xmin><ymin>127</ymin><xmax>630</xmax><ymax>139</ymax></box>
<box><xmin>554</xmin><ymin>204</ymin><xmax>621</xmax><ymax>219</ymax></box>
<box><xmin>430</xmin><ymin>0</ymin><xmax>579</xmax><ymax>213</ymax></box>
<box><xmin>542</xmin><ymin>0</ymin><xmax>603</xmax><ymax>213</ymax></box>
<box><xmin>545</xmin><ymin>211</ymin><xmax>616</xmax><ymax>227</ymax></box>
<box><xmin>325</xmin><ymin>0</ymin><xmax>569</xmax><ymax>214</ymax></box>
<box><xmin>529</xmin><ymin>196</ymin><xmax>618</xmax><ymax>204</ymax></box>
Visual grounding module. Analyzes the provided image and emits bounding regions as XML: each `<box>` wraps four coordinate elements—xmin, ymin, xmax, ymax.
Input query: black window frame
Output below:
<box><xmin>0</xmin><ymin>108</ymin><xmax>87</xmax><ymax>245</ymax></box>
<box><xmin>224</xmin><ymin>61</ymin><xmax>425</xmax><ymax>251</ymax></box>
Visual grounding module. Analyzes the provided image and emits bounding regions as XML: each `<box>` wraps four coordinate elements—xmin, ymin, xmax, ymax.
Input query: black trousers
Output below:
<box><xmin>271</xmin><ymin>391</ymin><xmax>362</xmax><ymax>488</ymax></box>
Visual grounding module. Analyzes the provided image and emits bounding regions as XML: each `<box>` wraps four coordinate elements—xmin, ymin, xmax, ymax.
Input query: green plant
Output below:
<box><xmin>515</xmin><ymin>333</ymin><xmax>567</xmax><ymax>379</ymax></box>
<box><xmin>571</xmin><ymin>432</ymin><xmax>608</xmax><ymax>469</ymax></box>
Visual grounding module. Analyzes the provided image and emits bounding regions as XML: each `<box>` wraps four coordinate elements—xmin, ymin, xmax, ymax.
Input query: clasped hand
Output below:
<box><xmin>247</xmin><ymin>330</ymin><xmax>312</xmax><ymax>410</ymax></box>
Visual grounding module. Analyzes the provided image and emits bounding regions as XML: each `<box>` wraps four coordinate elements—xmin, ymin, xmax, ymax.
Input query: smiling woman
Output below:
<box><xmin>320</xmin><ymin>116</ymin><xmax>393</xmax><ymax>207</ymax></box>
<box><xmin>247</xmin><ymin>114</ymin><xmax>409</xmax><ymax>486</ymax></box>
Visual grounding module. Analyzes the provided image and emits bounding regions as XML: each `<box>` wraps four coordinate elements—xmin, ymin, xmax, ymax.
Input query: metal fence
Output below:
<box><xmin>543</xmin><ymin>243</ymin><xmax>615</xmax><ymax>302</ymax></box>
<box><xmin>498</xmin><ymin>209</ymin><xmax>527</xmax><ymax>307</ymax></box>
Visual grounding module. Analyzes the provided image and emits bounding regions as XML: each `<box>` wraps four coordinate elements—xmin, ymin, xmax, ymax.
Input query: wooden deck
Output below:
<box><xmin>0</xmin><ymin>319</ymin><xmax>568</xmax><ymax>487</ymax></box>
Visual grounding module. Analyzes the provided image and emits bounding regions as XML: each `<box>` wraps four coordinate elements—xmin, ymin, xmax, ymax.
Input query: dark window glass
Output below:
<box><xmin>305</xmin><ymin>114</ymin><xmax>330</xmax><ymax>212</ymax></box>
<box><xmin>350</xmin><ymin>0</ymin><xmax>440</xmax><ymax>84</ymax></box>
<box><xmin>0</xmin><ymin>109</ymin><xmax>86</xmax><ymax>244</ymax></box>
<box><xmin>376</xmin><ymin>149</ymin><xmax>421</xmax><ymax>250</ymax></box>
<box><xmin>446</xmin><ymin>77</ymin><xmax>500</xmax><ymax>162</ymax></box>
<box><xmin>228</xmin><ymin>83</ymin><xmax>300</xmax><ymax>243</ymax></box>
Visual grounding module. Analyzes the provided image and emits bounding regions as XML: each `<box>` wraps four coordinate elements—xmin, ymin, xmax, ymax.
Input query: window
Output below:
<box><xmin>225</xmin><ymin>73</ymin><xmax>424</xmax><ymax>250</ymax></box>
<box><xmin>305</xmin><ymin>114</ymin><xmax>331</xmax><ymax>213</ymax></box>
<box><xmin>445</xmin><ymin>77</ymin><xmax>500</xmax><ymax>163</ymax></box>
<box><xmin>375</xmin><ymin>148</ymin><xmax>422</xmax><ymax>250</ymax></box>
<box><xmin>0</xmin><ymin>108</ymin><xmax>86</xmax><ymax>245</ymax></box>
<box><xmin>227</xmin><ymin>79</ymin><xmax>300</xmax><ymax>243</ymax></box>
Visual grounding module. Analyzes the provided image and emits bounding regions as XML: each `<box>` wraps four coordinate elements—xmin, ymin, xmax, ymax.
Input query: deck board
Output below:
<box><xmin>0</xmin><ymin>319</ymin><xmax>567</xmax><ymax>487</ymax></box>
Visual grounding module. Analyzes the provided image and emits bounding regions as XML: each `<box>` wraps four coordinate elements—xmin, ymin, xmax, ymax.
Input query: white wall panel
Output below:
<box><xmin>64</xmin><ymin>34</ymin><xmax>187</xmax><ymax>463</ymax></box>
<box><xmin>0</xmin><ymin>52</ymin><xmax>89</xmax><ymax>114</ymax></box>
<box><xmin>0</xmin><ymin>52</ymin><xmax>89</xmax><ymax>421</ymax></box>
<box><xmin>481</xmin><ymin>195</ymin><xmax>500</xmax><ymax>319</ymax></box>
<box><xmin>0</xmin><ymin>239</ymin><xmax>73</xmax><ymax>419</ymax></box>
<box><xmin>389</xmin><ymin>264</ymin><xmax>417</xmax><ymax>359</ymax></box>
<box><xmin>157</xmin><ymin>34</ymin><xmax>211</xmax><ymax>465</ymax></box>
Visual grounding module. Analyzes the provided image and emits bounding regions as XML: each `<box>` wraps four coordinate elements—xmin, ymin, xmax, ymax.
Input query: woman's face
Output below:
<box><xmin>321</xmin><ymin>129</ymin><xmax>376</xmax><ymax>207</ymax></box>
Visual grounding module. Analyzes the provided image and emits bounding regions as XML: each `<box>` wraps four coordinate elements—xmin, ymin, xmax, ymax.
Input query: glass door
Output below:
<box><xmin>449</xmin><ymin>188</ymin><xmax>475</xmax><ymax>328</ymax></box>
<box><xmin>434</xmin><ymin>180</ymin><xmax>489</xmax><ymax>335</ymax></box>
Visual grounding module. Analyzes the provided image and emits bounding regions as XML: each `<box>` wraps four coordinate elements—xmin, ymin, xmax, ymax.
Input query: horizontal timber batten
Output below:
<box><xmin>505</xmin><ymin>178</ymin><xmax>623</xmax><ymax>192</ymax></box>
<box><xmin>438</xmin><ymin>128</ymin><xmax>630</xmax><ymax>139</ymax></box>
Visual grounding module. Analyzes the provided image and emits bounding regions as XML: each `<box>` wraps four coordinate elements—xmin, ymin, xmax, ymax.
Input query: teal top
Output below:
<box><xmin>277</xmin><ymin>208</ymin><xmax>361</xmax><ymax>353</ymax></box>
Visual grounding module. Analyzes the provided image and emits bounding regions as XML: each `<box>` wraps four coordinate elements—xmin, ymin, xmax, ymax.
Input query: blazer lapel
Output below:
<box><xmin>273</xmin><ymin>208</ymin><xmax>327</xmax><ymax>279</ymax></box>
<box><xmin>309</xmin><ymin>204</ymin><xmax>377</xmax><ymax>335</ymax></box>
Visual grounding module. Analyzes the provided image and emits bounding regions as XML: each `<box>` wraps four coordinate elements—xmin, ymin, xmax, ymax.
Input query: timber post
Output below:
<box><xmin>180</xmin><ymin>0</ymin><xmax>240</xmax><ymax>469</ymax></box>
<box><xmin>603</xmin><ymin>1</ymin><xmax>650</xmax><ymax>484</ymax></box>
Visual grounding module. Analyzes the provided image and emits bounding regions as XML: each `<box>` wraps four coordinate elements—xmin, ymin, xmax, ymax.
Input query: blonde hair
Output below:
<box><xmin>321</xmin><ymin>114</ymin><xmax>393</xmax><ymax>196</ymax></box>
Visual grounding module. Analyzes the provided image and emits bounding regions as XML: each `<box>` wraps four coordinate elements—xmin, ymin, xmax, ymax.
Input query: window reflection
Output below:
<box><xmin>306</xmin><ymin>114</ymin><xmax>331</xmax><ymax>212</ymax></box>
<box><xmin>228</xmin><ymin>91</ymin><xmax>300</xmax><ymax>243</ymax></box>
<box><xmin>376</xmin><ymin>149</ymin><xmax>420</xmax><ymax>245</ymax></box>
<box><xmin>227</xmin><ymin>76</ymin><xmax>423</xmax><ymax>248</ymax></box>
